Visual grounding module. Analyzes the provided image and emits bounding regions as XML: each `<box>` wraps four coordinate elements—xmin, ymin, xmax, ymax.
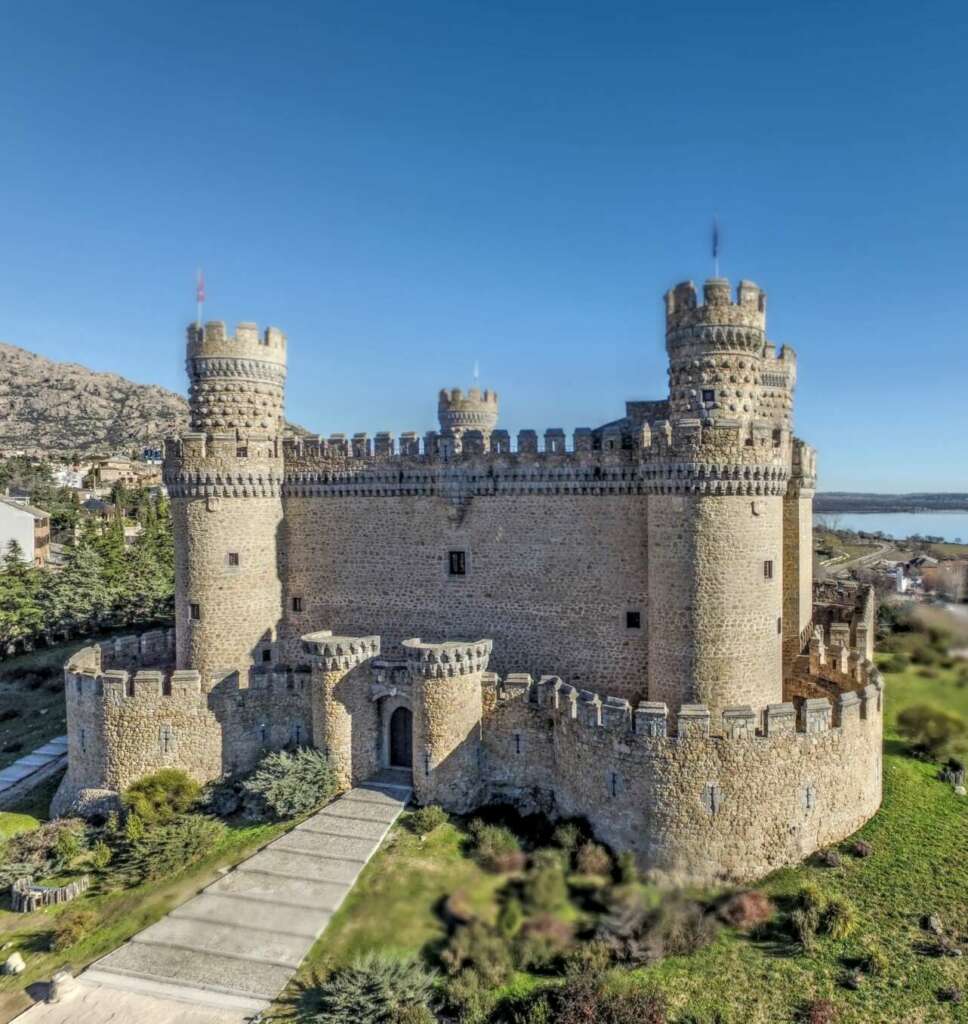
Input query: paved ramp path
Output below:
<box><xmin>73</xmin><ymin>778</ymin><xmax>411</xmax><ymax>1018</ymax></box>
<box><xmin>0</xmin><ymin>737</ymin><xmax>67</xmax><ymax>804</ymax></box>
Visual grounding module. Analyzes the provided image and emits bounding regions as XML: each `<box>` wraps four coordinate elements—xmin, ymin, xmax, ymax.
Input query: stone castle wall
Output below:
<box><xmin>480</xmin><ymin>645</ymin><xmax>882</xmax><ymax>884</ymax></box>
<box><xmin>279</xmin><ymin>490</ymin><xmax>650</xmax><ymax>700</ymax></box>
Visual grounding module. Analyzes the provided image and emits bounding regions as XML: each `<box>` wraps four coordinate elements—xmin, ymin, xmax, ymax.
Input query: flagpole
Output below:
<box><xmin>713</xmin><ymin>217</ymin><xmax>720</xmax><ymax>278</ymax></box>
<box><xmin>196</xmin><ymin>268</ymin><xmax>205</xmax><ymax>328</ymax></box>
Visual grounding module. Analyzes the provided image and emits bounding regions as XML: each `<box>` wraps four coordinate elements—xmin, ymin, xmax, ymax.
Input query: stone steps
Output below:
<box><xmin>84</xmin><ymin>779</ymin><xmax>411</xmax><ymax>1017</ymax></box>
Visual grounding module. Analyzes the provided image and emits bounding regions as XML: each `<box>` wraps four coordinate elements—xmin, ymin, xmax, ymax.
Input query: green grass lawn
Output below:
<box><xmin>0</xmin><ymin>775</ymin><xmax>292</xmax><ymax>1023</ymax></box>
<box><xmin>272</xmin><ymin>650</ymin><xmax>968</xmax><ymax>1024</ymax></box>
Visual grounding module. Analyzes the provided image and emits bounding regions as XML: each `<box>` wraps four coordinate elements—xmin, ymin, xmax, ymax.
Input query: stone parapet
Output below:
<box><xmin>301</xmin><ymin>630</ymin><xmax>381</xmax><ymax>672</ymax></box>
<box><xmin>403</xmin><ymin>638</ymin><xmax>492</xmax><ymax>679</ymax></box>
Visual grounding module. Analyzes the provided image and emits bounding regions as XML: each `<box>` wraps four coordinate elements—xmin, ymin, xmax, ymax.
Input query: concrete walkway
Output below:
<box><xmin>17</xmin><ymin>775</ymin><xmax>411</xmax><ymax>1023</ymax></box>
<box><xmin>0</xmin><ymin>738</ymin><xmax>67</xmax><ymax>803</ymax></box>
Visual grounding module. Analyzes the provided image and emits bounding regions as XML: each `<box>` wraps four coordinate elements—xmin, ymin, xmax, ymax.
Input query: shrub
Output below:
<box><xmin>522</xmin><ymin>972</ymin><xmax>667</xmax><ymax>1024</ymax></box>
<box><xmin>599</xmin><ymin>890</ymin><xmax>717</xmax><ymax>964</ymax></box>
<box><xmin>858</xmin><ymin>940</ymin><xmax>888</xmax><ymax>976</ymax></box>
<box><xmin>470</xmin><ymin>822</ymin><xmax>526</xmax><ymax>873</ymax></box>
<box><xmin>791</xmin><ymin>908</ymin><xmax>820</xmax><ymax>951</ymax></box>
<box><xmin>896</xmin><ymin>704</ymin><xmax>968</xmax><ymax>760</ymax></box>
<box><xmin>409</xmin><ymin>805</ymin><xmax>447</xmax><ymax>836</ymax></box>
<box><xmin>797</xmin><ymin>883</ymin><xmax>827</xmax><ymax>916</ymax></box>
<box><xmin>822</xmin><ymin>896</ymin><xmax>858</xmax><ymax>940</ymax></box>
<box><xmin>440</xmin><ymin>920</ymin><xmax>513</xmax><ymax>985</ymax></box>
<box><xmin>513</xmin><ymin>913</ymin><xmax>575</xmax><ymax>971</ymax></box>
<box><xmin>818</xmin><ymin>848</ymin><xmax>841</xmax><ymax>868</ymax></box>
<box><xmin>115</xmin><ymin>814</ymin><xmax>226</xmax><ymax>884</ymax></box>
<box><xmin>850</xmin><ymin>840</ymin><xmax>873</xmax><ymax>858</ymax></box>
<box><xmin>882</xmin><ymin>654</ymin><xmax>910</xmax><ymax>674</ymax></box>
<box><xmin>241</xmin><ymin>748</ymin><xmax>338</xmax><ymax>820</ymax></box>
<box><xmin>204</xmin><ymin>777</ymin><xmax>243</xmax><ymax>818</ymax></box>
<box><xmin>523</xmin><ymin>849</ymin><xmax>568</xmax><ymax>912</ymax></box>
<box><xmin>718</xmin><ymin>891</ymin><xmax>775</xmax><ymax>931</ymax></box>
<box><xmin>305</xmin><ymin>952</ymin><xmax>436</xmax><ymax>1024</ymax></box>
<box><xmin>122</xmin><ymin>768</ymin><xmax>200</xmax><ymax>824</ymax></box>
<box><xmin>53</xmin><ymin>826</ymin><xmax>84</xmax><ymax>868</ymax></box>
<box><xmin>90</xmin><ymin>840</ymin><xmax>112</xmax><ymax>871</ymax></box>
<box><xmin>551</xmin><ymin>821</ymin><xmax>581</xmax><ymax>855</ymax></box>
<box><xmin>49</xmin><ymin>908</ymin><xmax>97</xmax><ymax>951</ymax></box>
<box><xmin>497</xmin><ymin>895</ymin><xmax>523</xmax><ymax>938</ymax></box>
<box><xmin>442</xmin><ymin>967</ymin><xmax>498</xmax><ymax>1023</ymax></box>
<box><xmin>575</xmin><ymin>840</ymin><xmax>612</xmax><ymax>877</ymax></box>
<box><xmin>800</xmin><ymin>998</ymin><xmax>837</xmax><ymax>1024</ymax></box>
<box><xmin>0</xmin><ymin>818</ymin><xmax>86</xmax><ymax>887</ymax></box>
<box><xmin>655</xmin><ymin>897</ymin><xmax>720</xmax><ymax>956</ymax></box>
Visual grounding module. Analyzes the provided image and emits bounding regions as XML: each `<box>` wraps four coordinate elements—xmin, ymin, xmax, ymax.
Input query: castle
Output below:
<box><xmin>53</xmin><ymin>276</ymin><xmax>883</xmax><ymax>884</ymax></box>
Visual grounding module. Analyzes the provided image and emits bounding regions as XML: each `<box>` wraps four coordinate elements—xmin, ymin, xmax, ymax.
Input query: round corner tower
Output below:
<box><xmin>164</xmin><ymin>321</ymin><xmax>287</xmax><ymax>687</ymax></box>
<box><xmin>645</xmin><ymin>278</ymin><xmax>798</xmax><ymax>728</ymax></box>
<box><xmin>437</xmin><ymin>387</ymin><xmax>499</xmax><ymax>439</ymax></box>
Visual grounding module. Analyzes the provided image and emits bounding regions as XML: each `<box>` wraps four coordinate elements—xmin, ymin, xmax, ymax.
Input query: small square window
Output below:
<box><xmin>236</xmin><ymin>446</ymin><xmax>248</xmax><ymax>458</ymax></box>
<box><xmin>189</xmin><ymin>602</ymin><xmax>201</xmax><ymax>621</ymax></box>
<box><xmin>292</xmin><ymin>596</ymin><xmax>303</xmax><ymax>612</ymax></box>
<box><xmin>764</xmin><ymin>560</ymin><xmax>774</xmax><ymax>580</ymax></box>
<box><xmin>448</xmin><ymin>550</ymin><xmax>466</xmax><ymax>576</ymax></box>
<box><xmin>701</xmin><ymin>389</ymin><xmax>715</xmax><ymax>405</ymax></box>
<box><xmin>261</xmin><ymin>648</ymin><xmax>272</xmax><ymax>663</ymax></box>
<box><xmin>625</xmin><ymin>610</ymin><xmax>641</xmax><ymax>630</ymax></box>
<box><xmin>227</xmin><ymin>552</ymin><xmax>239</xmax><ymax>567</ymax></box>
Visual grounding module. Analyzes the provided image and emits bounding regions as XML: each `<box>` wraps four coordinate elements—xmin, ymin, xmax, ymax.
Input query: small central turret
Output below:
<box><xmin>437</xmin><ymin>387</ymin><xmax>499</xmax><ymax>439</ymax></box>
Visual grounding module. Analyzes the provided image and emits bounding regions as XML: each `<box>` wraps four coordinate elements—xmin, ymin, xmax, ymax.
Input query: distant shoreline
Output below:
<box><xmin>815</xmin><ymin>493</ymin><xmax>968</xmax><ymax>514</ymax></box>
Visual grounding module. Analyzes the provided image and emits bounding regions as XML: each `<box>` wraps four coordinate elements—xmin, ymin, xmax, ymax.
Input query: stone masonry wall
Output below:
<box><xmin>280</xmin><ymin>494</ymin><xmax>650</xmax><ymax>700</ymax></box>
<box><xmin>480</xmin><ymin>669</ymin><xmax>882</xmax><ymax>885</ymax></box>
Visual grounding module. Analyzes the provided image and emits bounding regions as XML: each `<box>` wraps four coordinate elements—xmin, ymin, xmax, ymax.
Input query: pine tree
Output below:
<box><xmin>0</xmin><ymin>541</ymin><xmax>43</xmax><ymax>651</ymax></box>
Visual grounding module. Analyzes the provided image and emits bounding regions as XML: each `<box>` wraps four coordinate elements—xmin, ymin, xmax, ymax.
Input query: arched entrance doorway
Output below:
<box><xmin>388</xmin><ymin>706</ymin><xmax>413</xmax><ymax>769</ymax></box>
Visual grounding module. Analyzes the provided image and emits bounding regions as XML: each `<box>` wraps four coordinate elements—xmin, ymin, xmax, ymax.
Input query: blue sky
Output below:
<box><xmin>2</xmin><ymin>1</ymin><xmax>965</xmax><ymax>491</ymax></box>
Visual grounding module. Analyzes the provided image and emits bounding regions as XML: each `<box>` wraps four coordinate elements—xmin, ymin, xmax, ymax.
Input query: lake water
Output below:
<box><xmin>813</xmin><ymin>511</ymin><xmax>968</xmax><ymax>544</ymax></box>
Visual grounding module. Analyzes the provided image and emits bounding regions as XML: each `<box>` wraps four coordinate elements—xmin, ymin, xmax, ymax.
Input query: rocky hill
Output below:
<box><xmin>0</xmin><ymin>342</ymin><xmax>308</xmax><ymax>457</ymax></box>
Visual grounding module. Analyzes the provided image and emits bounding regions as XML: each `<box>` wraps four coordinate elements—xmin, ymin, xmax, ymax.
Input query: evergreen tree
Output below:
<box><xmin>0</xmin><ymin>541</ymin><xmax>43</xmax><ymax>651</ymax></box>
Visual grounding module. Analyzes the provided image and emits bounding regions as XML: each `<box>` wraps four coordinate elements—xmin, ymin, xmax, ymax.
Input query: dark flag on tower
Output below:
<box><xmin>712</xmin><ymin>218</ymin><xmax>720</xmax><ymax>276</ymax></box>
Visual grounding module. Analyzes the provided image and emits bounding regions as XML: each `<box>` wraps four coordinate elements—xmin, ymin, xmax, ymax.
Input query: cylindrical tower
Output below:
<box><xmin>437</xmin><ymin>387</ymin><xmax>499</xmax><ymax>440</ymax></box>
<box><xmin>164</xmin><ymin>321</ymin><xmax>287</xmax><ymax>688</ymax></box>
<box><xmin>406</xmin><ymin>638</ymin><xmax>491</xmax><ymax>812</ymax></box>
<box><xmin>646</xmin><ymin>279</ymin><xmax>794</xmax><ymax>728</ymax></box>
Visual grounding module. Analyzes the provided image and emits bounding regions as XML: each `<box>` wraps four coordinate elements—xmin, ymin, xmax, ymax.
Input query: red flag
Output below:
<box><xmin>196</xmin><ymin>269</ymin><xmax>206</xmax><ymax>304</ymax></box>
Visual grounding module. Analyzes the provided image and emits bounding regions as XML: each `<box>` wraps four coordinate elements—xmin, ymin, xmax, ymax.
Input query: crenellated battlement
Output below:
<box><xmin>187</xmin><ymin>321</ymin><xmax>287</xmax><ymax>362</ymax></box>
<box><xmin>492</xmin><ymin>669</ymin><xmax>881</xmax><ymax>744</ymax></box>
<box><xmin>301</xmin><ymin>630</ymin><xmax>381</xmax><ymax>672</ymax></box>
<box><xmin>665</xmin><ymin>278</ymin><xmax>767</xmax><ymax>339</ymax></box>
<box><xmin>403</xmin><ymin>638</ymin><xmax>493</xmax><ymax>679</ymax></box>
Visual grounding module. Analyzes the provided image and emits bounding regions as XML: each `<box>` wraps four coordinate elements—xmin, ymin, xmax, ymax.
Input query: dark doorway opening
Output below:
<box><xmin>389</xmin><ymin>706</ymin><xmax>413</xmax><ymax>769</ymax></box>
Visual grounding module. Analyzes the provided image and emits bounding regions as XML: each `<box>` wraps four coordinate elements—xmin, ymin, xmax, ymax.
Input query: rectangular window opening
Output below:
<box><xmin>261</xmin><ymin>648</ymin><xmax>272</xmax><ymax>663</ymax></box>
<box><xmin>236</xmin><ymin>446</ymin><xmax>248</xmax><ymax>458</ymax></box>
<box><xmin>625</xmin><ymin>610</ymin><xmax>641</xmax><ymax>630</ymax></box>
<box><xmin>448</xmin><ymin>550</ymin><xmax>466</xmax><ymax>576</ymax></box>
<box><xmin>291</xmin><ymin>596</ymin><xmax>303</xmax><ymax>612</ymax></box>
<box><xmin>227</xmin><ymin>552</ymin><xmax>239</xmax><ymax>567</ymax></box>
<box><xmin>764</xmin><ymin>560</ymin><xmax>774</xmax><ymax>580</ymax></box>
<box><xmin>777</xmin><ymin>616</ymin><xmax>783</xmax><ymax>635</ymax></box>
<box><xmin>701</xmin><ymin>389</ymin><xmax>715</xmax><ymax>405</ymax></box>
<box><xmin>189</xmin><ymin>602</ymin><xmax>201</xmax><ymax>621</ymax></box>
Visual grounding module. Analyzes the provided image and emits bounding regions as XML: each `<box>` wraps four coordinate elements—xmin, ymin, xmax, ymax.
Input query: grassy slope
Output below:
<box><xmin>0</xmin><ymin>773</ymin><xmax>290</xmax><ymax>1023</ymax></box>
<box><xmin>276</xmin><ymin>657</ymin><xmax>968</xmax><ymax>1024</ymax></box>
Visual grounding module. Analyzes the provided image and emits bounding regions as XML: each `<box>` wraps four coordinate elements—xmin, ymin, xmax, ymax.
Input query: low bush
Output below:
<box><xmin>114</xmin><ymin>813</ymin><xmax>226</xmax><ymax>884</ymax></box>
<box><xmin>850</xmin><ymin>840</ymin><xmax>873</xmax><ymax>858</ymax></box>
<box><xmin>122</xmin><ymin>768</ymin><xmax>200</xmax><ymax>824</ymax></box>
<box><xmin>518</xmin><ymin>971</ymin><xmax>667</xmax><ymax>1024</ymax></box>
<box><xmin>304</xmin><ymin>952</ymin><xmax>436</xmax><ymax>1024</ymax></box>
<box><xmin>551</xmin><ymin>821</ymin><xmax>582</xmax><ymax>856</ymax></box>
<box><xmin>468</xmin><ymin>820</ymin><xmax>526</xmax><ymax>873</ymax></box>
<box><xmin>442</xmin><ymin>889</ymin><xmax>475</xmax><ymax>928</ymax></box>
<box><xmin>513</xmin><ymin>913</ymin><xmax>575</xmax><ymax>971</ymax></box>
<box><xmin>442</xmin><ymin>967</ymin><xmax>498</xmax><ymax>1023</ymax></box>
<box><xmin>791</xmin><ymin>907</ymin><xmax>820</xmax><ymax>951</ymax></box>
<box><xmin>0</xmin><ymin>818</ymin><xmax>86</xmax><ymax>887</ymax></box>
<box><xmin>656</xmin><ymin>896</ymin><xmax>720</xmax><ymax>956</ymax></box>
<box><xmin>617</xmin><ymin>850</ymin><xmax>638</xmax><ymax>884</ymax></box>
<box><xmin>408</xmin><ymin>804</ymin><xmax>447</xmax><ymax>836</ymax></box>
<box><xmin>822</xmin><ymin>896</ymin><xmax>858</xmax><ymax>940</ymax></box>
<box><xmin>718</xmin><ymin>890</ymin><xmax>775</xmax><ymax>931</ymax></box>
<box><xmin>241</xmin><ymin>748</ymin><xmax>338</xmax><ymax>820</ymax></box>
<box><xmin>598</xmin><ymin>888</ymin><xmax>717</xmax><ymax>964</ymax></box>
<box><xmin>523</xmin><ymin>849</ymin><xmax>568</xmax><ymax>912</ymax></box>
<box><xmin>800</xmin><ymin>998</ymin><xmax>838</xmax><ymax>1024</ymax></box>
<box><xmin>897</xmin><ymin>704</ymin><xmax>968</xmax><ymax>760</ymax></box>
<box><xmin>49</xmin><ymin>908</ymin><xmax>97</xmax><ymax>951</ymax></box>
<box><xmin>575</xmin><ymin>840</ymin><xmax>612</xmax><ymax>877</ymax></box>
<box><xmin>90</xmin><ymin>840</ymin><xmax>112</xmax><ymax>871</ymax></box>
<box><xmin>440</xmin><ymin>920</ymin><xmax>514</xmax><ymax>985</ymax></box>
<box><xmin>858</xmin><ymin>940</ymin><xmax>888</xmax><ymax>976</ymax></box>
<box><xmin>497</xmin><ymin>895</ymin><xmax>524</xmax><ymax>938</ymax></box>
